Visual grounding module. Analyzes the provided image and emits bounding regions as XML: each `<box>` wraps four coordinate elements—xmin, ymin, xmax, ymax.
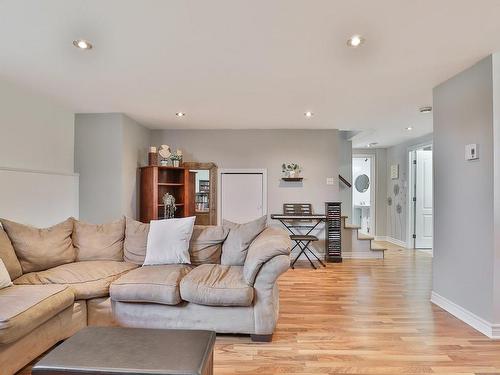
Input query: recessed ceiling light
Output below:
<box><xmin>304</xmin><ymin>111</ymin><xmax>314</xmax><ymax>118</ymax></box>
<box><xmin>73</xmin><ymin>39</ymin><xmax>93</xmax><ymax>50</ymax></box>
<box><xmin>366</xmin><ymin>142</ymin><xmax>378</xmax><ymax>148</ymax></box>
<box><xmin>176</xmin><ymin>112</ymin><xmax>186</xmax><ymax>117</ymax></box>
<box><xmin>419</xmin><ymin>106</ymin><xmax>432</xmax><ymax>113</ymax></box>
<box><xmin>347</xmin><ymin>35</ymin><xmax>365</xmax><ymax>48</ymax></box>
<box><xmin>406</xmin><ymin>126</ymin><xmax>413</xmax><ymax>131</ymax></box>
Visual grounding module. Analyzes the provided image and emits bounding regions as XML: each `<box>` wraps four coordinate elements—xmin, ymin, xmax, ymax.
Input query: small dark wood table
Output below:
<box><xmin>32</xmin><ymin>327</ymin><xmax>216</xmax><ymax>375</ymax></box>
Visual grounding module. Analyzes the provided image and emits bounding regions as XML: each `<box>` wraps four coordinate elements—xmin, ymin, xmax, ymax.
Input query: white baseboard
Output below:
<box><xmin>375</xmin><ymin>236</ymin><xmax>407</xmax><ymax>248</ymax></box>
<box><xmin>431</xmin><ymin>291</ymin><xmax>500</xmax><ymax>339</ymax></box>
<box><xmin>342</xmin><ymin>251</ymin><xmax>384</xmax><ymax>259</ymax></box>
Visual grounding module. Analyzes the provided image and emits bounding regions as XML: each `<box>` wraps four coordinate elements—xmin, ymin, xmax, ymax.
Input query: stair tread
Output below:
<box><xmin>358</xmin><ymin>233</ymin><xmax>375</xmax><ymax>240</ymax></box>
<box><xmin>344</xmin><ymin>223</ymin><xmax>361</xmax><ymax>229</ymax></box>
<box><xmin>370</xmin><ymin>243</ymin><xmax>387</xmax><ymax>251</ymax></box>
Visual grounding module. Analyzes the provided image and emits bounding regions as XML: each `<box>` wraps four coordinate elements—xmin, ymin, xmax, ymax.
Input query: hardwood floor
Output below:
<box><xmin>214</xmin><ymin>245</ymin><xmax>500</xmax><ymax>374</ymax></box>
<box><xmin>20</xmin><ymin>244</ymin><xmax>500</xmax><ymax>374</ymax></box>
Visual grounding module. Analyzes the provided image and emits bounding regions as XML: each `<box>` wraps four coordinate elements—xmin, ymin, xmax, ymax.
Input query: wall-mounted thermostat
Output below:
<box><xmin>465</xmin><ymin>144</ymin><xmax>479</xmax><ymax>161</ymax></box>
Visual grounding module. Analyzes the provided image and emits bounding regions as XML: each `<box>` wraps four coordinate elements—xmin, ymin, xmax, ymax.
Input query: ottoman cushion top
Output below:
<box><xmin>33</xmin><ymin>327</ymin><xmax>216</xmax><ymax>375</ymax></box>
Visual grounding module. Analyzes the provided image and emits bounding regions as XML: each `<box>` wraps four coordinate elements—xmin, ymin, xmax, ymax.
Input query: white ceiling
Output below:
<box><xmin>1</xmin><ymin>0</ymin><xmax>500</xmax><ymax>147</ymax></box>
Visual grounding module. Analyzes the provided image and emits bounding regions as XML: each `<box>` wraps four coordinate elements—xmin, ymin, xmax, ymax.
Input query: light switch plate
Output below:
<box><xmin>390</xmin><ymin>164</ymin><xmax>399</xmax><ymax>179</ymax></box>
<box><xmin>326</xmin><ymin>177</ymin><xmax>335</xmax><ymax>185</ymax></box>
<box><xmin>465</xmin><ymin>144</ymin><xmax>479</xmax><ymax>160</ymax></box>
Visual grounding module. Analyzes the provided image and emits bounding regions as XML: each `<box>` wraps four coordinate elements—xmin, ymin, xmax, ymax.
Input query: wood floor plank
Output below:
<box><xmin>19</xmin><ymin>245</ymin><xmax>500</xmax><ymax>374</ymax></box>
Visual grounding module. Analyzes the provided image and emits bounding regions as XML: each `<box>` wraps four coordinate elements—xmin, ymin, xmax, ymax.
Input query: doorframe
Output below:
<box><xmin>217</xmin><ymin>168</ymin><xmax>268</xmax><ymax>225</ymax></box>
<box><xmin>406</xmin><ymin>141</ymin><xmax>433</xmax><ymax>251</ymax></box>
<box><xmin>352</xmin><ymin>153</ymin><xmax>376</xmax><ymax>235</ymax></box>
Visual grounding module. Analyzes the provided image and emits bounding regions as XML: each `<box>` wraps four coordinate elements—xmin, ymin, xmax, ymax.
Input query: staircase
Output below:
<box><xmin>341</xmin><ymin>215</ymin><xmax>386</xmax><ymax>259</ymax></box>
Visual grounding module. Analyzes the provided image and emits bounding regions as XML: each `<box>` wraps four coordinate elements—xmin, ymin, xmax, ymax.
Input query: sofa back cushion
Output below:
<box><xmin>0</xmin><ymin>259</ymin><xmax>12</xmax><ymax>289</ymax></box>
<box><xmin>124</xmin><ymin>217</ymin><xmax>149</xmax><ymax>265</ymax></box>
<box><xmin>0</xmin><ymin>218</ymin><xmax>75</xmax><ymax>273</ymax></box>
<box><xmin>221</xmin><ymin>216</ymin><xmax>267</xmax><ymax>266</ymax></box>
<box><xmin>73</xmin><ymin>218</ymin><xmax>125</xmax><ymax>262</ymax></box>
<box><xmin>0</xmin><ymin>227</ymin><xmax>22</xmax><ymax>279</ymax></box>
<box><xmin>124</xmin><ymin>218</ymin><xmax>228</xmax><ymax>266</ymax></box>
<box><xmin>189</xmin><ymin>225</ymin><xmax>229</xmax><ymax>265</ymax></box>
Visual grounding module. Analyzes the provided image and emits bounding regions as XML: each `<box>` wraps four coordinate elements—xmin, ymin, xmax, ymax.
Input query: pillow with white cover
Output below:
<box><xmin>143</xmin><ymin>217</ymin><xmax>196</xmax><ymax>265</ymax></box>
<box><xmin>0</xmin><ymin>259</ymin><xmax>12</xmax><ymax>290</ymax></box>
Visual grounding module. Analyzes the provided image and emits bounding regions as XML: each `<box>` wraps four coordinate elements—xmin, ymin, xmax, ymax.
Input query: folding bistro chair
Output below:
<box><xmin>283</xmin><ymin>203</ymin><xmax>326</xmax><ymax>269</ymax></box>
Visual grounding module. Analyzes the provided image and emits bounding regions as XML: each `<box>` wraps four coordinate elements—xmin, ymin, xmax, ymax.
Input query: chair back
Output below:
<box><xmin>283</xmin><ymin>203</ymin><xmax>313</xmax><ymax>216</ymax></box>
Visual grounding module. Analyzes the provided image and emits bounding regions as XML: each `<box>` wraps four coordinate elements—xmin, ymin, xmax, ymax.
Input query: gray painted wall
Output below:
<box><xmin>0</xmin><ymin>78</ymin><xmax>74</xmax><ymax>173</ymax></box>
<box><xmin>385</xmin><ymin>133</ymin><xmax>433</xmax><ymax>243</ymax></box>
<box><xmin>150</xmin><ymin>129</ymin><xmax>342</xmax><ymax>254</ymax></box>
<box><xmin>0</xmin><ymin>79</ymin><xmax>78</xmax><ymax>225</ymax></box>
<box><xmin>338</xmin><ymin>132</ymin><xmax>353</xmax><ymax>217</ymax></box>
<box><xmin>75</xmin><ymin>114</ymin><xmax>123</xmax><ymax>223</ymax></box>
<box><xmin>122</xmin><ymin>115</ymin><xmax>150</xmax><ymax>218</ymax></box>
<box><xmin>493</xmin><ymin>54</ymin><xmax>500</xmax><ymax>322</ymax></box>
<box><xmin>433</xmin><ymin>56</ymin><xmax>495</xmax><ymax>322</ymax></box>
<box><xmin>75</xmin><ymin>113</ymin><xmax>149</xmax><ymax>223</ymax></box>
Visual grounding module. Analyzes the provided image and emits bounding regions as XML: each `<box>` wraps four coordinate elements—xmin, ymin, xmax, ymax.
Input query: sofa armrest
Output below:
<box><xmin>243</xmin><ymin>226</ymin><xmax>291</xmax><ymax>285</ymax></box>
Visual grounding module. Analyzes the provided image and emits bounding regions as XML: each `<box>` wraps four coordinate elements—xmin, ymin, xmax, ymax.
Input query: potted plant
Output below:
<box><xmin>170</xmin><ymin>149</ymin><xmax>183</xmax><ymax>167</ymax></box>
<box><xmin>282</xmin><ymin>163</ymin><xmax>301</xmax><ymax>178</ymax></box>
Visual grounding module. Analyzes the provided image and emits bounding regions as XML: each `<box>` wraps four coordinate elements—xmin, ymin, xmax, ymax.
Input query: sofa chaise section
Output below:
<box><xmin>14</xmin><ymin>260</ymin><xmax>138</xmax><ymax>299</ymax></box>
<box><xmin>0</xmin><ymin>285</ymin><xmax>86</xmax><ymax>375</ymax></box>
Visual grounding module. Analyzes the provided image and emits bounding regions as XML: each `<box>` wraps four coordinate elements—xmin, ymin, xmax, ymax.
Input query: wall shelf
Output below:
<box><xmin>281</xmin><ymin>177</ymin><xmax>303</xmax><ymax>182</ymax></box>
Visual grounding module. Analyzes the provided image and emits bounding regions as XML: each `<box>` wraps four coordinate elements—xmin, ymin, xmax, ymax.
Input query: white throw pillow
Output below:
<box><xmin>0</xmin><ymin>259</ymin><xmax>13</xmax><ymax>290</ymax></box>
<box><xmin>143</xmin><ymin>217</ymin><xmax>196</xmax><ymax>265</ymax></box>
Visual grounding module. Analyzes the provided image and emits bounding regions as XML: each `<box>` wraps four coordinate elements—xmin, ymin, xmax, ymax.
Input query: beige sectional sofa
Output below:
<box><xmin>0</xmin><ymin>217</ymin><xmax>291</xmax><ymax>375</ymax></box>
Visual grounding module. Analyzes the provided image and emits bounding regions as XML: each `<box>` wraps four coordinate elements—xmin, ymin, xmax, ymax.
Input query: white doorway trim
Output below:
<box><xmin>217</xmin><ymin>168</ymin><xmax>268</xmax><ymax>225</ymax></box>
<box><xmin>352</xmin><ymin>153</ymin><xmax>376</xmax><ymax>235</ymax></box>
<box><xmin>406</xmin><ymin>141</ymin><xmax>433</xmax><ymax>251</ymax></box>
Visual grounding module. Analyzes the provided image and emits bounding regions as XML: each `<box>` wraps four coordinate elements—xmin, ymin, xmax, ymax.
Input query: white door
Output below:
<box><xmin>415</xmin><ymin>150</ymin><xmax>433</xmax><ymax>248</ymax></box>
<box><xmin>221</xmin><ymin>172</ymin><xmax>265</xmax><ymax>223</ymax></box>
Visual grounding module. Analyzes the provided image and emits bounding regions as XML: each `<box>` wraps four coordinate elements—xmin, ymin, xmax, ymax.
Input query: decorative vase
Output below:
<box><xmin>173</xmin><ymin>160</ymin><xmax>180</xmax><ymax>167</ymax></box>
<box><xmin>288</xmin><ymin>170</ymin><xmax>296</xmax><ymax>178</ymax></box>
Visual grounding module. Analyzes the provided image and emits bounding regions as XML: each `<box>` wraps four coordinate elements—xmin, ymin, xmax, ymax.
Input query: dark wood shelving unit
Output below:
<box><xmin>140</xmin><ymin>166</ymin><xmax>195</xmax><ymax>223</ymax></box>
<box><xmin>325</xmin><ymin>201</ymin><xmax>342</xmax><ymax>263</ymax></box>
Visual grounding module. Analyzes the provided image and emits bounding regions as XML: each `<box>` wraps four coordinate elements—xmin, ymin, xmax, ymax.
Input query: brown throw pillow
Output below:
<box><xmin>0</xmin><ymin>226</ymin><xmax>23</xmax><ymax>279</ymax></box>
<box><xmin>124</xmin><ymin>217</ymin><xmax>149</xmax><ymax>265</ymax></box>
<box><xmin>73</xmin><ymin>218</ymin><xmax>125</xmax><ymax>262</ymax></box>
<box><xmin>189</xmin><ymin>225</ymin><xmax>229</xmax><ymax>265</ymax></box>
<box><xmin>0</xmin><ymin>218</ymin><xmax>75</xmax><ymax>273</ymax></box>
<box><xmin>221</xmin><ymin>216</ymin><xmax>267</xmax><ymax>266</ymax></box>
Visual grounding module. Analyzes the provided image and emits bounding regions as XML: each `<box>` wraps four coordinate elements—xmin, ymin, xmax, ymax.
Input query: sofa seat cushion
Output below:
<box><xmin>14</xmin><ymin>261</ymin><xmax>138</xmax><ymax>300</ymax></box>
<box><xmin>180</xmin><ymin>264</ymin><xmax>254</xmax><ymax>307</ymax></box>
<box><xmin>110</xmin><ymin>265</ymin><xmax>192</xmax><ymax>305</ymax></box>
<box><xmin>0</xmin><ymin>284</ymin><xmax>74</xmax><ymax>344</ymax></box>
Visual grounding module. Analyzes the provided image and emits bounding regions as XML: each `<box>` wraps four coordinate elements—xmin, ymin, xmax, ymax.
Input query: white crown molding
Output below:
<box><xmin>431</xmin><ymin>291</ymin><xmax>500</xmax><ymax>339</ymax></box>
